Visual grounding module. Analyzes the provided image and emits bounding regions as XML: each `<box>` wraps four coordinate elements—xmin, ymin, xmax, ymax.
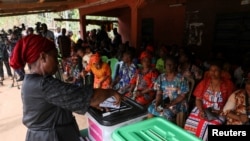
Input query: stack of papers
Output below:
<box><xmin>99</xmin><ymin>96</ymin><xmax>120</xmax><ymax>109</ymax></box>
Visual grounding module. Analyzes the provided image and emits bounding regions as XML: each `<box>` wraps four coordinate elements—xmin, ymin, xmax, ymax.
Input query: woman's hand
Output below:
<box><xmin>112</xmin><ymin>92</ymin><xmax>122</xmax><ymax>106</ymax></box>
<box><xmin>199</xmin><ymin>110</ymin><xmax>206</xmax><ymax>119</ymax></box>
<box><xmin>239</xmin><ymin>114</ymin><xmax>249</xmax><ymax>123</ymax></box>
<box><xmin>164</xmin><ymin>103</ymin><xmax>174</xmax><ymax>109</ymax></box>
<box><xmin>155</xmin><ymin>101</ymin><xmax>163</xmax><ymax>112</ymax></box>
<box><xmin>97</xmin><ymin>83</ymin><xmax>101</xmax><ymax>88</ymax></box>
<box><xmin>135</xmin><ymin>90</ymin><xmax>143</xmax><ymax>97</ymax></box>
<box><xmin>126</xmin><ymin>92</ymin><xmax>133</xmax><ymax>98</ymax></box>
<box><xmin>90</xmin><ymin>89</ymin><xmax>122</xmax><ymax>108</ymax></box>
<box><xmin>196</xmin><ymin>98</ymin><xmax>206</xmax><ymax>119</ymax></box>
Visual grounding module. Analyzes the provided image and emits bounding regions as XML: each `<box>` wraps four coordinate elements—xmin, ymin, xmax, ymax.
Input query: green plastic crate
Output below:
<box><xmin>112</xmin><ymin>117</ymin><xmax>202</xmax><ymax>141</ymax></box>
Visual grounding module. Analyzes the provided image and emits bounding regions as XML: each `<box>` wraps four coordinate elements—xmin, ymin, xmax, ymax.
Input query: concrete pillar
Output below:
<box><xmin>80</xmin><ymin>14</ymin><xmax>86</xmax><ymax>40</ymax></box>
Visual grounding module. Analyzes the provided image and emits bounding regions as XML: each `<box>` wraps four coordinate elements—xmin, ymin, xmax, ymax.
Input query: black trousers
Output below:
<box><xmin>0</xmin><ymin>59</ymin><xmax>12</xmax><ymax>78</ymax></box>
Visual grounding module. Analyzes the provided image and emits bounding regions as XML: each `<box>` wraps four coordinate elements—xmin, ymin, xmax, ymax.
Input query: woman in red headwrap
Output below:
<box><xmin>126</xmin><ymin>52</ymin><xmax>159</xmax><ymax>106</ymax></box>
<box><xmin>139</xmin><ymin>45</ymin><xmax>156</xmax><ymax>68</ymax></box>
<box><xmin>82</xmin><ymin>53</ymin><xmax>112</xmax><ymax>89</ymax></box>
<box><xmin>10</xmin><ymin>35</ymin><xmax>121</xmax><ymax>141</ymax></box>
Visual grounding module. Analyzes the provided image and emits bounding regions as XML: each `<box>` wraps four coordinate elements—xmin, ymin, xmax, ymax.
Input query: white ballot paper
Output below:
<box><xmin>99</xmin><ymin>96</ymin><xmax>120</xmax><ymax>109</ymax></box>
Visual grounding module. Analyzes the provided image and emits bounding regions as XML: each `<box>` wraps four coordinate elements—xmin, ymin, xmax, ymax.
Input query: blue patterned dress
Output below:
<box><xmin>148</xmin><ymin>73</ymin><xmax>189</xmax><ymax>120</ymax></box>
<box><xmin>115</xmin><ymin>62</ymin><xmax>137</xmax><ymax>94</ymax></box>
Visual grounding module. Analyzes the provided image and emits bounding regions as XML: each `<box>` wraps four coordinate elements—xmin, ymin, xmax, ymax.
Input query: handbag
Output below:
<box><xmin>204</xmin><ymin>107</ymin><xmax>226</xmax><ymax>123</ymax></box>
<box><xmin>204</xmin><ymin>107</ymin><xmax>218</xmax><ymax>121</ymax></box>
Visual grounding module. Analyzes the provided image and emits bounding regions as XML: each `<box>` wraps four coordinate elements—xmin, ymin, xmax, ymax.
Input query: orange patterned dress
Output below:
<box><xmin>90</xmin><ymin>62</ymin><xmax>111</xmax><ymax>89</ymax></box>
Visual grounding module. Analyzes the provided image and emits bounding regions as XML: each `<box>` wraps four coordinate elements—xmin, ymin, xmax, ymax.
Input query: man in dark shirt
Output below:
<box><xmin>57</xmin><ymin>28</ymin><xmax>72</xmax><ymax>72</ymax></box>
<box><xmin>0</xmin><ymin>39</ymin><xmax>13</xmax><ymax>81</ymax></box>
<box><xmin>96</xmin><ymin>25</ymin><xmax>109</xmax><ymax>48</ymax></box>
<box><xmin>57</xmin><ymin>28</ymin><xmax>71</xmax><ymax>59</ymax></box>
<box><xmin>112</xmin><ymin>28</ymin><xmax>122</xmax><ymax>48</ymax></box>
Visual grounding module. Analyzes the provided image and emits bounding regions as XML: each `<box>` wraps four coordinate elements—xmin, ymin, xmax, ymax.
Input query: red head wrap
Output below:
<box><xmin>140</xmin><ymin>51</ymin><xmax>152</xmax><ymax>60</ymax></box>
<box><xmin>10</xmin><ymin>35</ymin><xmax>56</xmax><ymax>69</ymax></box>
<box><xmin>89</xmin><ymin>53</ymin><xmax>101</xmax><ymax>64</ymax></box>
<box><xmin>146</xmin><ymin>45</ymin><xmax>154</xmax><ymax>53</ymax></box>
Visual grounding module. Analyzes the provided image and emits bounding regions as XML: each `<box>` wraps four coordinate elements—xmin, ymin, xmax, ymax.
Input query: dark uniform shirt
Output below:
<box><xmin>22</xmin><ymin>74</ymin><xmax>93</xmax><ymax>141</ymax></box>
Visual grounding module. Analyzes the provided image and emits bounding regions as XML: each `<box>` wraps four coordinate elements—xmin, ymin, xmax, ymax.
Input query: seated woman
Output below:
<box><xmin>111</xmin><ymin>50</ymin><xmax>137</xmax><ymax>94</ymax></box>
<box><xmin>82</xmin><ymin>53</ymin><xmax>112</xmax><ymax>89</ymax></box>
<box><xmin>147</xmin><ymin>55</ymin><xmax>189</xmax><ymax>121</ymax></box>
<box><xmin>222</xmin><ymin>79</ymin><xmax>250</xmax><ymax>125</ymax></box>
<box><xmin>184</xmin><ymin>59</ymin><xmax>235</xmax><ymax>141</ymax></box>
<box><xmin>126</xmin><ymin>52</ymin><xmax>159</xmax><ymax>106</ymax></box>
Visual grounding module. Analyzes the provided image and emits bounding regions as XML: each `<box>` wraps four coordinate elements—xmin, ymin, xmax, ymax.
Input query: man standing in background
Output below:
<box><xmin>57</xmin><ymin>28</ymin><xmax>72</xmax><ymax>73</ymax></box>
<box><xmin>0</xmin><ymin>37</ymin><xmax>13</xmax><ymax>81</ymax></box>
<box><xmin>54</xmin><ymin>27</ymin><xmax>61</xmax><ymax>48</ymax></box>
<box><xmin>41</xmin><ymin>23</ymin><xmax>55</xmax><ymax>42</ymax></box>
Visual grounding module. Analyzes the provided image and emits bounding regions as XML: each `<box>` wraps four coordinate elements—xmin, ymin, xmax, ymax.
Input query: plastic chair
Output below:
<box><xmin>107</xmin><ymin>58</ymin><xmax>120</xmax><ymax>81</ymax></box>
<box><xmin>101</xmin><ymin>55</ymin><xmax>109</xmax><ymax>63</ymax></box>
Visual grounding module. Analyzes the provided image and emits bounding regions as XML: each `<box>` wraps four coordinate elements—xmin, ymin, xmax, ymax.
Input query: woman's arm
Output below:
<box><xmin>42</xmin><ymin>76</ymin><xmax>121</xmax><ymax>114</ymax></box>
<box><xmin>226</xmin><ymin>112</ymin><xmax>248</xmax><ymax>123</ymax></box>
<box><xmin>155</xmin><ymin>91</ymin><xmax>163</xmax><ymax>108</ymax></box>
<box><xmin>90</xmin><ymin>88</ymin><xmax>122</xmax><ymax>108</ymax></box>
<box><xmin>99</xmin><ymin>64</ymin><xmax>112</xmax><ymax>87</ymax></box>
<box><xmin>137</xmin><ymin>88</ymin><xmax>154</xmax><ymax>96</ymax></box>
<box><xmin>196</xmin><ymin>98</ymin><xmax>206</xmax><ymax>118</ymax></box>
<box><xmin>99</xmin><ymin>75</ymin><xmax>110</xmax><ymax>87</ymax></box>
<box><xmin>138</xmin><ymin>70</ymin><xmax>159</xmax><ymax>97</ymax></box>
<box><xmin>168</xmin><ymin>94</ymin><xmax>185</xmax><ymax>107</ymax></box>
<box><xmin>196</xmin><ymin>98</ymin><xmax>204</xmax><ymax>112</ymax></box>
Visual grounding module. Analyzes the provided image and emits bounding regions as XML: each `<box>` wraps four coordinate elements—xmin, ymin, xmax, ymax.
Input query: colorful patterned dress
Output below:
<box><xmin>147</xmin><ymin>73</ymin><xmax>189</xmax><ymax>120</ymax></box>
<box><xmin>222</xmin><ymin>89</ymin><xmax>249</xmax><ymax>125</ymax></box>
<box><xmin>115</xmin><ymin>62</ymin><xmax>137</xmax><ymax>93</ymax></box>
<box><xmin>129</xmin><ymin>68</ymin><xmax>159</xmax><ymax>105</ymax></box>
<box><xmin>70</xmin><ymin>64</ymin><xmax>82</xmax><ymax>86</ymax></box>
<box><xmin>184</xmin><ymin>78</ymin><xmax>234</xmax><ymax>141</ymax></box>
<box><xmin>90</xmin><ymin>62</ymin><xmax>111</xmax><ymax>89</ymax></box>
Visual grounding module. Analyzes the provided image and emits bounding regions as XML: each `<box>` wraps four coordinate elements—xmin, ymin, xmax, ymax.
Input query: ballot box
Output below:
<box><xmin>112</xmin><ymin>117</ymin><xmax>202</xmax><ymax>141</ymax></box>
<box><xmin>86</xmin><ymin>98</ymin><xmax>147</xmax><ymax>141</ymax></box>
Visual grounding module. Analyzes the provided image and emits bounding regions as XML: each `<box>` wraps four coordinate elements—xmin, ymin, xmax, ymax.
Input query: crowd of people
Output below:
<box><xmin>1</xmin><ymin>22</ymin><xmax>250</xmax><ymax>141</ymax></box>
<box><xmin>59</xmin><ymin>25</ymin><xmax>250</xmax><ymax>141</ymax></box>
<box><xmin>52</xmin><ymin>24</ymin><xmax>250</xmax><ymax>141</ymax></box>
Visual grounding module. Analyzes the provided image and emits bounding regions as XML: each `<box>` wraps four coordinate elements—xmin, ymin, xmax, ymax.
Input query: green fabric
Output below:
<box><xmin>101</xmin><ymin>56</ymin><xmax>109</xmax><ymax>63</ymax></box>
<box><xmin>155</xmin><ymin>58</ymin><xmax>165</xmax><ymax>73</ymax></box>
<box><xmin>108</xmin><ymin>58</ymin><xmax>119</xmax><ymax>81</ymax></box>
